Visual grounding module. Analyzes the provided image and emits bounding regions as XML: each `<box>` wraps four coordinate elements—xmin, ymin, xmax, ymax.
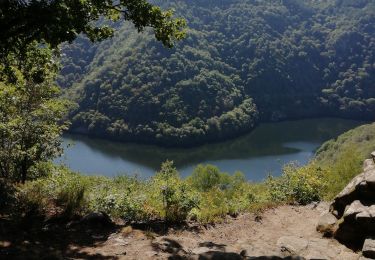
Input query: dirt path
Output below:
<box><xmin>72</xmin><ymin>203</ymin><xmax>359</xmax><ymax>259</ymax></box>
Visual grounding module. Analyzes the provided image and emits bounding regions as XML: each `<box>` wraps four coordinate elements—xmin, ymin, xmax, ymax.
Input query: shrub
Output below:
<box><xmin>189</xmin><ymin>168</ymin><xmax>259</xmax><ymax>223</ymax></box>
<box><xmin>18</xmin><ymin>167</ymin><xmax>88</xmax><ymax>217</ymax></box>
<box><xmin>189</xmin><ymin>165</ymin><xmax>223</xmax><ymax>191</ymax></box>
<box><xmin>267</xmin><ymin>162</ymin><xmax>325</xmax><ymax>205</ymax></box>
<box><xmin>87</xmin><ymin>176</ymin><xmax>148</xmax><ymax>221</ymax></box>
<box><xmin>149</xmin><ymin>161</ymin><xmax>199</xmax><ymax>223</ymax></box>
<box><xmin>188</xmin><ymin>164</ymin><xmax>245</xmax><ymax>192</ymax></box>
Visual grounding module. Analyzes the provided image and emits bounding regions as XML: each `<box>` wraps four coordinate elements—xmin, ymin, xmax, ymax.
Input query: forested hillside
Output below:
<box><xmin>58</xmin><ymin>0</ymin><xmax>375</xmax><ymax>146</ymax></box>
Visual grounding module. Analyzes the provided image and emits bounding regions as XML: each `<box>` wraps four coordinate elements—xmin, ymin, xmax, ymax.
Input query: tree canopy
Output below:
<box><xmin>58</xmin><ymin>0</ymin><xmax>375</xmax><ymax>146</ymax></box>
<box><xmin>0</xmin><ymin>0</ymin><xmax>186</xmax><ymax>54</ymax></box>
<box><xmin>0</xmin><ymin>0</ymin><xmax>186</xmax><ymax>181</ymax></box>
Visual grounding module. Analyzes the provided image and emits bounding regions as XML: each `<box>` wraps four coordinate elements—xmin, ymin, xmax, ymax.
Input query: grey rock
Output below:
<box><xmin>363</xmin><ymin>239</ymin><xmax>375</xmax><ymax>258</ymax></box>
<box><xmin>343</xmin><ymin>200</ymin><xmax>367</xmax><ymax>218</ymax></box>
<box><xmin>364</xmin><ymin>159</ymin><xmax>375</xmax><ymax>172</ymax></box>
<box><xmin>305</xmin><ymin>238</ymin><xmax>340</xmax><ymax>259</ymax></box>
<box><xmin>330</xmin><ymin>158</ymin><xmax>375</xmax><ymax>219</ymax></box>
<box><xmin>316</xmin><ymin>212</ymin><xmax>337</xmax><ymax>236</ymax></box>
<box><xmin>317</xmin><ymin>155</ymin><xmax>375</xmax><ymax>246</ymax></box>
<box><xmin>277</xmin><ymin>236</ymin><xmax>308</xmax><ymax>255</ymax></box>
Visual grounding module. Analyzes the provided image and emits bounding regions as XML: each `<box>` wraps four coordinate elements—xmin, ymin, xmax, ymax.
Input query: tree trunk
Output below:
<box><xmin>20</xmin><ymin>159</ymin><xmax>28</xmax><ymax>184</ymax></box>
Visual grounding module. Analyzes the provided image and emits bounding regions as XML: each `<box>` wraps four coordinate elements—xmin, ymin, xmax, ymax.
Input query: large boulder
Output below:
<box><xmin>330</xmin><ymin>159</ymin><xmax>375</xmax><ymax>218</ymax></box>
<box><xmin>317</xmin><ymin>154</ymin><xmax>375</xmax><ymax>250</ymax></box>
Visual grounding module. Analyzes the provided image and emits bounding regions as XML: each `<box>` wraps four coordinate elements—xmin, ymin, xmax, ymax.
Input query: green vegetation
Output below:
<box><xmin>15</xmin><ymin>162</ymin><xmax>269</xmax><ymax>224</ymax></box>
<box><xmin>59</xmin><ymin>0</ymin><xmax>375</xmax><ymax>146</ymax></box>
<box><xmin>316</xmin><ymin>123</ymin><xmax>375</xmax><ymax>165</ymax></box>
<box><xmin>1</xmin><ymin>0</ymin><xmax>375</xmax><ymax>230</ymax></box>
<box><xmin>0</xmin><ymin>44</ymin><xmax>70</xmax><ymax>183</ymax></box>
<box><xmin>3</xmin><ymin>113</ymin><xmax>372</xmax><ymax>228</ymax></box>
<box><xmin>0</xmin><ymin>0</ymin><xmax>185</xmax><ymax>182</ymax></box>
<box><xmin>0</xmin><ymin>0</ymin><xmax>186</xmax><ymax>52</ymax></box>
<box><xmin>3</xmin><ymin>122</ymin><xmax>374</xmax><ymax>225</ymax></box>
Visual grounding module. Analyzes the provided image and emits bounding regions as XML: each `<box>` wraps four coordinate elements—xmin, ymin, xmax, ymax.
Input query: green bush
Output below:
<box><xmin>149</xmin><ymin>161</ymin><xmax>199</xmax><ymax>223</ymax></box>
<box><xmin>19</xmin><ymin>167</ymin><xmax>88</xmax><ymax>217</ymax></box>
<box><xmin>189</xmin><ymin>165</ymin><xmax>222</xmax><ymax>191</ymax></box>
<box><xmin>187</xmin><ymin>167</ymin><xmax>259</xmax><ymax>223</ymax></box>
<box><xmin>267</xmin><ymin>162</ymin><xmax>325</xmax><ymax>205</ymax></box>
<box><xmin>87</xmin><ymin>176</ymin><xmax>148</xmax><ymax>221</ymax></box>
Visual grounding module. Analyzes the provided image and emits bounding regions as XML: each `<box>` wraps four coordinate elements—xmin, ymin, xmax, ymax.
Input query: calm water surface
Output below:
<box><xmin>57</xmin><ymin>118</ymin><xmax>363</xmax><ymax>181</ymax></box>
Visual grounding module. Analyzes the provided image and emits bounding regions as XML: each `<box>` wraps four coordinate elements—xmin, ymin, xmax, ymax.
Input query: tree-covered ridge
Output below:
<box><xmin>59</xmin><ymin>0</ymin><xmax>375</xmax><ymax>146</ymax></box>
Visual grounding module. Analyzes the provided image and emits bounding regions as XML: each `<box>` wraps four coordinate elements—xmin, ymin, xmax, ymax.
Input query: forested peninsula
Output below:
<box><xmin>59</xmin><ymin>0</ymin><xmax>375</xmax><ymax>146</ymax></box>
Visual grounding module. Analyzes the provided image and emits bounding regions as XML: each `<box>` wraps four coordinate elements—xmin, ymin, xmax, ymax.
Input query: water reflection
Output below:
<box><xmin>57</xmin><ymin>118</ymin><xmax>364</xmax><ymax>181</ymax></box>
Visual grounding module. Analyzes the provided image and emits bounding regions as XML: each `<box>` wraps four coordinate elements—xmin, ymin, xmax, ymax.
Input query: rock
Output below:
<box><xmin>317</xmin><ymin>154</ymin><xmax>375</xmax><ymax>248</ymax></box>
<box><xmin>80</xmin><ymin>211</ymin><xmax>114</xmax><ymax>228</ymax></box>
<box><xmin>153</xmin><ymin>238</ymin><xmax>185</xmax><ymax>255</ymax></box>
<box><xmin>331</xmin><ymin>160</ymin><xmax>375</xmax><ymax>218</ymax></box>
<box><xmin>363</xmin><ymin>239</ymin><xmax>375</xmax><ymax>258</ymax></box>
<box><xmin>277</xmin><ymin>236</ymin><xmax>308</xmax><ymax>255</ymax></box>
<box><xmin>316</xmin><ymin>212</ymin><xmax>338</xmax><ymax>236</ymax></box>
<box><xmin>364</xmin><ymin>159</ymin><xmax>375</xmax><ymax>172</ymax></box>
<box><xmin>304</xmin><ymin>238</ymin><xmax>340</xmax><ymax>259</ymax></box>
<box><xmin>335</xmin><ymin>200</ymin><xmax>375</xmax><ymax>243</ymax></box>
<box><xmin>343</xmin><ymin>200</ymin><xmax>368</xmax><ymax>218</ymax></box>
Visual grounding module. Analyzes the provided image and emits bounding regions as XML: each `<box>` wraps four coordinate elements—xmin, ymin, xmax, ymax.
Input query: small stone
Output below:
<box><xmin>363</xmin><ymin>239</ymin><xmax>375</xmax><ymax>258</ymax></box>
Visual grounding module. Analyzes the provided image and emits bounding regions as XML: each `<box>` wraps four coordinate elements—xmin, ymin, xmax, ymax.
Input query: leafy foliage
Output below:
<box><xmin>150</xmin><ymin>161</ymin><xmax>199</xmax><ymax>222</ymax></box>
<box><xmin>0</xmin><ymin>0</ymin><xmax>186</xmax><ymax>54</ymax></box>
<box><xmin>267</xmin><ymin>162</ymin><xmax>325</xmax><ymax>205</ymax></box>
<box><xmin>16</xmin><ymin>162</ymin><xmax>265</xmax><ymax>223</ymax></box>
<box><xmin>0</xmin><ymin>44</ymin><xmax>70</xmax><ymax>183</ymax></box>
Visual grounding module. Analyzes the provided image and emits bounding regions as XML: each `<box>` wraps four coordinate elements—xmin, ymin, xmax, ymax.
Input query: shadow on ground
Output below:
<box><xmin>0</xmin><ymin>215</ymin><xmax>305</xmax><ymax>260</ymax></box>
<box><xmin>0</xmin><ymin>214</ymin><xmax>118</xmax><ymax>259</ymax></box>
<box><xmin>151</xmin><ymin>237</ymin><xmax>304</xmax><ymax>260</ymax></box>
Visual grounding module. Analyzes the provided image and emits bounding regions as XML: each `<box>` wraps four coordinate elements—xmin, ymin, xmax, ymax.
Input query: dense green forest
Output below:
<box><xmin>58</xmin><ymin>0</ymin><xmax>375</xmax><ymax>146</ymax></box>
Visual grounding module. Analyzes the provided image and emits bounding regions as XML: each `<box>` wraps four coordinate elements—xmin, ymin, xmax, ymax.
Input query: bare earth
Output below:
<box><xmin>70</xmin><ymin>203</ymin><xmax>359</xmax><ymax>259</ymax></box>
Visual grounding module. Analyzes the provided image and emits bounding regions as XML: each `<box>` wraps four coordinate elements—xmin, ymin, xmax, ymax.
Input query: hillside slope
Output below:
<box><xmin>316</xmin><ymin>122</ymin><xmax>375</xmax><ymax>165</ymax></box>
<box><xmin>58</xmin><ymin>0</ymin><xmax>375</xmax><ymax>146</ymax></box>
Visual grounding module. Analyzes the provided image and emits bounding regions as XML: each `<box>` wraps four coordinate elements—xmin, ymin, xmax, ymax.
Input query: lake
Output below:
<box><xmin>57</xmin><ymin>118</ymin><xmax>363</xmax><ymax>181</ymax></box>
